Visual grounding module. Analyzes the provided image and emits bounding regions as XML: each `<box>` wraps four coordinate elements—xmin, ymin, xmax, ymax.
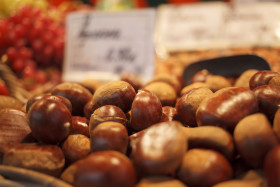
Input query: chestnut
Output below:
<box><xmin>28</xmin><ymin>98</ymin><xmax>71</xmax><ymax>144</ymax></box>
<box><xmin>90</xmin><ymin>121</ymin><xmax>129</xmax><ymax>154</ymax></box>
<box><xmin>144</xmin><ymin>82</ymin><xmax>177</xmax><ymax>106</ymax></box>
<box><xmin>234</xmin><ymin>69</ymin><xmax>259</xmax><ymax>88</ymax></box>
<box><xmin>61</xmin><ymin>160</ymin><xmax>82</xmax><ymax>185</ymax></box>
<box><xmin>147</xmin><ymin>73</ymin><xmax>182</xmax><ymax>95</ymax></box>
<box><xmin>74</xmin><ymin>151</ymin><xmax>136</xmax><ymax>187</ymax></box>
<box><xmin>130</xmin><ymin>121</ymin><xmax>186</xmax><ymax>175</ymax></box>
<box><xmin>135</xmin><ymin>175</ymin><xmax>186</xmax><ymax>187</ymax></box>
<box><xmin>86</xmin><ymin>81</ymin><xmax>136</xmax><ymax>119</ymax></box>
<box><xmin>51</xmin><ymin>82</ymin><xmax>92</xmax><ymax>116</ymax></box>
<box><xmin>191</xmin><ymin>69</ymin><xmax>212</xmax><ymax>83</ymax></box>
<box><xmin>3</xmin><ymin>144</ymin><xmax>65</xmax><ymax>177</ymax></box>
<box><xmin>253</xmin><ymin>84</ymin><xmax>280</xmax><ymax>121</ymax></box>
<box><xmin>196</xmin><ymin>87</ymin><xmax>258</xmax><ymax>132</ymax></box>
<box><xmin>184</xmin><ymin>126</ymin><xmax>235</xmax><ymax>161</ymax></box>
<box><xmin>62</xmin><ymin>134</ymin><xmax>90</xmax><ymax>165</ymax></box>
<box><xmin>234</xmin><ymin>113</ymin><xmax>278</xmax><ymax>168</ymax></box>
<box><xmin>180</xmin><ymin>82</ymin><xmax>209</xmax><ymax>97</ymax></box>
<box><xmin>249</xmin><ymin>70</ymin><xmax>280</xmax><ymax>90</ymax></box>
<box><xmin>160</xmin><ymin>106</ymin><xmax>179</xmax><ymax>122</ymax></box>
<box><xmin>269</xmin><ymin>76</ymin><xmax>280</xmax><ymax>86</ymax></box>
<box><xmin>70</xmin><ymin>116</ymin><xmax>89</xmax><ymax>137</ymax></box>
<box><xmin>176</xmin><ymin>87</ymin><xmax>213</xmax><ymax>127</ymax></box>
<box><xmin>205</xmin><ymin>75</ymin><xmax>232</xmax><ymax>92</ymax></box>
<box><xmin>264</xmin><ymin>145</ymin><xmax>280</xmax><ymax>187</ymax></box>
<box><xmin>26</xmin><ymin>94</ymin><xmax>72</xmax><ymax>113</ymax></box>
<box><xmin>89</xmin><ymin>105</ymin><xmax>127</xmax><ymax>132</ymax></box>
<box><xmin>79</xmin><ymin>79</ymin><xmax>101</xmax><ymax>94</ymax></box>
<box><xmin>0</xmin><ymin>108</ymin><xmax>31</xmax><ymax>152</ymax></box>
<box><xmin>213</xmin><ymin>178</ymin><xmax>263</xmax><ymax>187</ymax></box>
<box><xmin>130</xmin><ymin>89</ymin><xmax>162</xmax><ymax>131</ymax></box>
<box><xmin>273</xmin><ymin>108</ymin><xmax>280</xmax><ymax>140</ymax></box>
<box><xmin>177</xmin><ymin>149</ymin><xmax>232</xmax><ymax>187</ymax></box>
<box><xmin>120</xmin><ymin>73</ymin><xmax>143</xmax><ymax>91</ymax></box>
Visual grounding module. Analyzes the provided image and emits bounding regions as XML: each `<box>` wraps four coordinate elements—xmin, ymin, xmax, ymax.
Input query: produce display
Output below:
<box><xmin>1</xmin><ymin>1</ymin><xmax>280</xmax><ymax>187</ymax></box>
<box><xmin>0</xmin><ymin>1</ymin><xmax>91</xmax><ymax>92</ymax></box>
<box><xmin>0</xmin><ymin>68</ymin><xmax>279</xmax><ymax>187</ymax></box>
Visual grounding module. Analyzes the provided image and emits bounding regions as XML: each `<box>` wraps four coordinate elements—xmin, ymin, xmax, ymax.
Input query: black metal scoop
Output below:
<box><xmin>182</xmin><ymin>54</ymin><xmax>271</xmax><ymax>85</ymax></box>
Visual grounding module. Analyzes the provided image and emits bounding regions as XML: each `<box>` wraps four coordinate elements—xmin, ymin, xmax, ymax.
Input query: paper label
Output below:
<box><xmin>156</xmin><ymin>2</ymin><xmax>280</xmax><ymax>53</ymax></box>
<box><xmin>224</xmin><ymin>2</ymin><xmax>280</xmax><ymax>48</ymax></box>
<box><xmin>155</xmin><ymin>2</ymin><xmax>230</xmax><ymax>52</ymax></box>
<box><xmin>63</xmin><ymin>9</ymin><xmax>156</xmax><ymax>83</ymax></box>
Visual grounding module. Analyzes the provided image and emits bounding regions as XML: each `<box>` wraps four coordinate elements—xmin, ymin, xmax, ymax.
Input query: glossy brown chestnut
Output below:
<box><xmin>86</xmin><ymin>81</ymin><xmax>136</xmax><ymax>119</ymax></box>
<box><xmin>264</xmin><ymin>145</ymin><xmax>280</xmax><ymax>187</ymax></box>
<box><xmin>90</xmin><ymin>121</ymin><xmax>129</xmax><ymax>154</ymax></box>
<box><xmin>184</xmin><ymin>126</ymin><xmax>235</xmax><ymax>161</ymax></box>
<box><xmin>70</xmin><ymin>116</ymin><xmax>89</xmax><ymax>137</ymax></box>
<box><xmin>51</xmin><ymin>82</ymin><xmax>92</xmax><ymax>116</ymax></box>
<box><xmin>144</xmin><ymin>82</ymin><xmax>177</xmax><ymax>106</ymax></box>
<box><xmin>3</xmin><ymin>144</ymin><xmax>65</xmax><ymax>177</ymax></box>
<box><xmin>26</xmin><ymin>94</ymin><xmax>72</xmax><ymax>113</ymax></box>
<box><xmin>176</xmin><ymin>87</ymin><xmax>213</xmax><ymax>127</ymax></box>
<box><xmin>62</xmin><ymin>134</ymin><xmax>90</xmax><ymax>165</ymax></box>
<box><xmin>177</xmin><ymin>149</ymin><xmax>232</xmax><ymax>187</ymax></box>
<box><xmin>196</xmin><ymin>87</ymin><xmax>258</xmax><ymax>132</ymax></box>
<box><xmin>191</xmin><ymin>69</ymin><xmax>212</xmax><ymax>83</ymax></box>
<box><xmin>0</xmin><ymin>108</ymin><xmax>31</xmax><ymax>156</ymax></box>
<box><xmin>130</xmin><ymin>121</ymin><xmax>186</xmax><ymax>175</ymax></box>
<box><xmin>253</xmin><ymin>84</ymin><xmax>280</xmax><ymax>121</ymax></box>
<box><xmin>249</xmin><ymin>70</ymin><xmax>280</xmax><ymax>90</ymax></box>
<box><xmin>234</xmin><ymin>113</ymin><xmax>278</xmax><ymax>168</ymax></box>
<box><xmin>160</xmin><ymin>106</ymin><xmax>179</xmax><ymax>122</ymax></box>
<box><xmin>130</xmin><ymin>89</ymin><xmax>162</xmax><ymax>131</ymax></box>
<box><xmin>74</xmin><ymin>151</ymin><xmax>136</xmax><ymax>187</ymax></box>
<box><xmin>89</xmin><ymin>105</ymin><xmax>127</xmax><ymax>133</ymax></box>
<box><xmin>28</xmin><ymin>99</ymin><xmax>71</xmax><ymax>144</ymax></box>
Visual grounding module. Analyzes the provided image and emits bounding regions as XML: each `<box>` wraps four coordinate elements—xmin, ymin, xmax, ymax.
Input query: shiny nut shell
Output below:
<box><xmin>28</xmin><ymin>99</ymin><xmax>71</xmax><ymax>144</ymax></box>
<box><xmin>130</xmin><ymin>121</ymin><xmax>186</xmax><ymax>175</ymax></box>
<box><xmin>88</xmin><ymin>81</ymin><xmax>136</xmax><ymax>116</ymax></box>
<box><xmin>196</xmin><ymin>87</ymin><xmax>258</xmax><ymax>132</ymax></box>
<box><xmin>130</xmin><ymin>89</ymin><xmax>162</xmax><ymax>131</ymax></box>
<box><xmin>89</xmin><ymin>105</ymin><xmax>127</xmax><ymax>132</ymax></box>
<box><xmin>51</xmin><ymin>82</ymin><xmax>92</xmax><ymax>116</ymax></box>
<box><xmin>74</xmin><ymin>151</ymin><xmax>136</xmax><ymax>187</ymax></box>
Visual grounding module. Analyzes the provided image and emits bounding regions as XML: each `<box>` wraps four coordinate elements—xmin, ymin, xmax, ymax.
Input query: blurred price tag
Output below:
<box><xmin>155</xmin><ymin>2</ymin><xmax>229</xmax><ymax>54</ymax></box>
<box><xmin>155</xmin><ymin>2</ymin><xmax>280</xmax><ymax>54</ymax></box>
<box><xmin>63</xmin><ymin>9</ymin><xmax>156</xmax><ymax>83</ymax></box>
<box><xmin>224</xmin><ymin>2</ymin><xmax>280</xmax><ymax>48</ymax></box>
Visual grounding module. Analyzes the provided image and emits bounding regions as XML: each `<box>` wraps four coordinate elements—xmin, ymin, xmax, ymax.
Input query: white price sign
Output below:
<box><xmin>63</xmin><ymin>9</ymin><xmax>156</xmax><ymax>83</ymax></box>
<box><xmin>156</xmin><ymin>2</ymin><xmax>280</xmax><ymax>53</ymax></box>
<box><xmin>224</xmin><ymin>2</ymin><xmax>280</xmax><ymax>48</ymax></box>
<box><xmin>155</xmin><ymin>2</ymin><xmax>229</xmax><ymax>53</ymax></box>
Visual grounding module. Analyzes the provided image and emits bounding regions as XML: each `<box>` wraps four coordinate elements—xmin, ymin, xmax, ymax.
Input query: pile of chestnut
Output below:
<box><xmin>1</xmin><ymin>68</ymin><xmax>280</xmax><ymax>187</ymax></box>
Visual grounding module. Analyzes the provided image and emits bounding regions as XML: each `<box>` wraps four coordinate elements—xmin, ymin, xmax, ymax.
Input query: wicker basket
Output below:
<box><xmin>0</xmin><ymin>165</ymin><xmax>73</xmax><ymax>187</ymax></box>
